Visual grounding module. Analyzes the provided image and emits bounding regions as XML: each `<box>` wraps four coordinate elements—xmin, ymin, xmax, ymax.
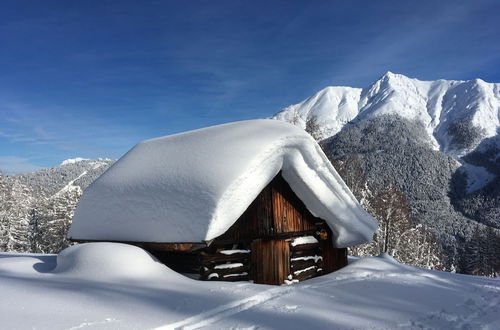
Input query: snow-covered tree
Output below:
<box><xmin>0</xmin><ymin>178</ymin><xmax>34</xmax><ymax>252</ymax></box>
<box><xmin>346</xmin><ymin>183</ymin><xmax>445</xmax><ymax>270</ymax></box>
<box><xmin>305</xmin><ymin>115</ymin><xmax>324</xmax><ymax>141</ymax></box>
<box><xmin>0</xmin><ymin>172</ymin><xmax>9</xmax><ymax>250</ymax></box>
<box><xmin>36</xmin><ymin>188</ymin><xmax>80</xmax><ymax>253</ymax></box>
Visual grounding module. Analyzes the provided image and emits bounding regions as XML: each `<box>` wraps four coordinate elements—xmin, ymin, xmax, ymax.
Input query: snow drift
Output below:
<box><xmin>69</xmin><ymin>119</ymin><xmax>377</xmax><ymax>247</ymax></box>
<box><xmin>1</xmin><ymin>245</ymin><xmax>499</xmax><ymax>330</ymax></box>
<box><xmin>52</xmin><ymin>243</ymin><xmax>175</xmax><ymax>280</ymax></box>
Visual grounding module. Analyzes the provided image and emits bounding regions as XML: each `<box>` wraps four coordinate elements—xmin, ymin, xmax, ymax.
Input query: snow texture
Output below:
<box><xmin>461</xmin><ymin>162</ymin><xmax>497</xmax><ymax>193</ymax></box>
<box><xmin>290</xmin><ymin>236</ymin><xmax>318</xmax><ymax>246</ymax></box>
<box><xmin>69</xmin><ymin>119</ymin><xmax>377</xmax><ymax>248</ymax></box>
<box><xmin>293</xmin><ymin>265</ymin><xmax>316</xmax><ymax>275</ymax></box>
<box><xmin>219</xmin><ymin>249</ymin><xmax>250</xmax><ymax>255</ymax></box>
<box><xmin>223</xmin><ymin>272</ymin><xmax>248</xmax><ymax>278</ymax></box>
<box><xmin>291</xmin><ymin>255</ymin><xmax>322</xmax><ymax>262</ymax></box>
<box><xmin>60</xmin><ymin>158</ymin><xmax>90</xmax><ymax>166</ymax></box>
<box><xmin>273</xmin><ymin>72</ymin><xmax>500</xmax><ymax>156</ymax></box>
<box><xmin>1</xmin><ymin>243</ymin><xmax>498</xmax><ymax>330</ymax></box>
<box><xmin>214</xmin><ymin>263</ymin><xmax>244</xmax><ymax>270</ymax></box>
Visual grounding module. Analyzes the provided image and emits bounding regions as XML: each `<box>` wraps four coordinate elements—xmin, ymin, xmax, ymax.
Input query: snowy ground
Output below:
<box><xmin>0</xmin><ymin>243</ymin><xmax>498</xmax><ymax>330</ymax></box>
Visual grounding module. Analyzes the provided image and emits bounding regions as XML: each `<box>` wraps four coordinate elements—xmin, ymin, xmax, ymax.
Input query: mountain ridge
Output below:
<box><xmin>273</xmin><ymin>72</ymin><xmax>500</xmax><ymax>157</ymax></box>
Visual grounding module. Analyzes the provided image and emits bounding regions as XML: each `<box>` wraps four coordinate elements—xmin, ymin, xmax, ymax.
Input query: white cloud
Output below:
<box><xmin>0</xmin><ymin>156</ymin><xmax>44</xmax><ymax>174</ymax></box>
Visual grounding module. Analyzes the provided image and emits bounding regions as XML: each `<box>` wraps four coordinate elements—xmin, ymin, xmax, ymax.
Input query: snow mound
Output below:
<box><xmin>69</xmin><ymin>119</ymin><xmax>377</xmax><ymax>248</ymax></box>
<box><xmin>60</xmin><ymin>158</ymin><xmax>89</xmax><ymax>166</ymax></box>
<box><xmin>53</xmin><ymin>243</ymin><xmax>173</xmax><ymax>280</ymax></box>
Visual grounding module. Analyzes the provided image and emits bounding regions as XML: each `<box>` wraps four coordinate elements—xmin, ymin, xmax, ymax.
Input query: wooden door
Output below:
<box><xmin>251</xmin><ymin>239</ymin><xmax>290</xmax><ymax>285</ymax></box>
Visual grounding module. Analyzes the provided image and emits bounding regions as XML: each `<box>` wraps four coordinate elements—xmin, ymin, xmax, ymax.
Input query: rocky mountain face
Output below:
<box><xmin>274</xmin><ymin>73</ymin><xmax>500</xmax><ymax>276</ymax></box>
<box><xmin>0</xmin><ymin>159</ymin><xmax>114</xmax><ymax>253</ymax></box>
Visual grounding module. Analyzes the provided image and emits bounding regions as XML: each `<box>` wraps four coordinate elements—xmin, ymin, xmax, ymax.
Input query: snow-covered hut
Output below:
<box><xmin>69</xmin><ymin>119</ymin><xmax>377</xmax><ymax>285</ymax></box>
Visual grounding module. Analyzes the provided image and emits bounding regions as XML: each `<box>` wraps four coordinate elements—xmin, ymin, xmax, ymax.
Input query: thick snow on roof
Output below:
<box><xmin>69</xmin><ymin>119</ymin><xmax>377</xmax><ymax>247</ymax></box>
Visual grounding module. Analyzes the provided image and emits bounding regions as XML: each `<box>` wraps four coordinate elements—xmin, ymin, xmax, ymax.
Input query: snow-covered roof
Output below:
<box><xmin>69</xmin><ymin>119</ymin><xmax>377</xmax><ymax>247</ymax></box>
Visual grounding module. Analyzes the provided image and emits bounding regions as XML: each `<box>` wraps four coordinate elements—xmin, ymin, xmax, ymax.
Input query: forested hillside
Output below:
<box><xmin>319</xmin><ymin>115</ymin><xmax>500</xmax><ymax>276</ymax></box>
<box><xmin>0</xmin><ymin>159</ymin><xmax>114</xmax><ymax>253</ymax></box>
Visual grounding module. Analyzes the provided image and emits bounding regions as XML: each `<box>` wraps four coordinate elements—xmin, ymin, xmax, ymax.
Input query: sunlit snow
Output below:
<box><xmin>1</xmin><ymin>243</ymin><xmax>498</xmax><ymax>330</ymax></box>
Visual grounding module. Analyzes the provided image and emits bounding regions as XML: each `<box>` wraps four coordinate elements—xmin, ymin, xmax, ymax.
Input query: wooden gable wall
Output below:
<box><xmin>215</xmin><ymin>172</ymin><xmax>318</xmax><ymax>243</ymax></box>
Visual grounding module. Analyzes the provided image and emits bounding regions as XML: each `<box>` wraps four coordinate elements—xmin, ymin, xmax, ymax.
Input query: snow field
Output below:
<box><xmin>1</xmin><ymin>243</ymin><xmax>498</xmax><ymax>330</ymax></box>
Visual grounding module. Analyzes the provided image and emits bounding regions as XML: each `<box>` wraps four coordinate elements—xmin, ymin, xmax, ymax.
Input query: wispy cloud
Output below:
<box><xmin>0</xmin><ymin>156</ymin><xmax>44</xmax><ymax>174</ymax></box>
<box><xmin>323</xmin><ymin>1</ymin><xmax>499</xmax><ymax>86</ymax></box>
<box><xmin>0</xmin><ymin>99</ymin><xmax>147</xmax><ymax>170</ymax></box>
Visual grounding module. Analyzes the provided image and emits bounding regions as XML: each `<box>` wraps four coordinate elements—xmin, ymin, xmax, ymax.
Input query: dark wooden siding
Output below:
<box><xmin>216</xmin><ymin>184</ymin><xmax>274</xmax><ymax>242</ymax></box>
<box><xmin>320</xmin><ymin>226</ymin><xmax>348</xmax><ymax>273</ymax></box>
<box><xmin>216</xmin><ymin>172</ymin><xmax>318</xmax><ymax>243</ymax></box>
<box><xmin>271</xmin><ymin>174</ymin><xmax>317</xmax><ymax>234</ymax></box>
<box><xmin>251</xmin><ymin>239</ymin><xmax>290</xmax><ymax>285</ymax></box>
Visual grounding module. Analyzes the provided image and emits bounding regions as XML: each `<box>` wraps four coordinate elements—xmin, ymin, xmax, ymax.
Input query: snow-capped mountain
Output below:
<box><xmin>274</xmin><ymin>73</ymin><xmax>500</xmax><ymax>276</ymax></box>
<box><xmin>273</xmin><ymin>72</ymin><xmax>500</xmax><ymax>156</ymax></box>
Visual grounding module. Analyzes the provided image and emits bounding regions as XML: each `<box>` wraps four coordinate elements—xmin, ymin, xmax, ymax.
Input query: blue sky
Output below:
<box><xmin>1</xmin><ymin>0</ymin><xmax>499</xmax><ymax>173</ymax></box>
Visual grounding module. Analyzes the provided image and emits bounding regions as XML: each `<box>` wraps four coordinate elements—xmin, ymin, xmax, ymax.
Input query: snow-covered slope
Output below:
<box><xmin>69</xmin><ymin>119</ymin><xmax>377</xmax><ymax>247</ymax></box>
<box><xmin>1</xmin><ymin>244</ymin><xmax>498</xmax><ymax>330</ymax></box>
<box><xmin>273</xmin><ymin>72</ymin><xmax>500</xmax><ymax>156</ymax></box>
<box><xmin>275</xmin><ymin>86</ymin><xmax>362</xmax><ymax>138</ymax></box>
<box><xmin>60</xmin><ymin>157</ymin><xmax>90</xmax><ymax>166</ymax></box>
<box><xmin>11</xmin><ymin>158</ymin><xmax>115</xmax><ymax>198</ymax></box>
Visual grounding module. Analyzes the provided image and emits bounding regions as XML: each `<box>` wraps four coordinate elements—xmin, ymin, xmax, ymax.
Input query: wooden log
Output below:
<box><xmin>292</xmin><ymin>266</ymin><xmax>318</xmax><ymax>281</ymax></box>
<box><xmin>219</xmin><ymin>273</ymin><xmax>250</xmax><ymax>282</ymax></box>
<box><xmin>294</xmin><ymin>270</ymin><xmax>317</xmax><ymax>282</ymax></box>
<box><xmin>201</xmin><ymin>260</ymin><xmax>249</xmax><ymax>270</ymax></box>
<box><xmin>290</xmin><ymin>243</ymin><xmax>319</xmax><ymax>251</ymax></box>
<box><xmin>200</xmin><ymin>253</ymin><xmax>250</xmax><ymax>264</ymax></box>
<box><xmin>141</xmin><ymin>242</ymin><xmax>206</xmax><ymax>252</ymax></box>
<box><xmin>203</xmin><ymin>271</ymin><xmax>249</xmax><ymax>281</ymax></box>
<box><xmin>70</xmin><ymin>240</ymin><xmax>207</xmax><ymax>252</ymax></box>
<box><xmin>291</xmin><ymin>249</ymin><xmax>321</xmax><ymax>258</ymax></box>
<box><xmin>291</xmin><ymin>259</ymin><xmax>318</xmax><ymax>270</ymax></box>
<box><xmin>202</xmin><ymin>265</ymin><xmax>249</xmax><ymax>278</ymax></box>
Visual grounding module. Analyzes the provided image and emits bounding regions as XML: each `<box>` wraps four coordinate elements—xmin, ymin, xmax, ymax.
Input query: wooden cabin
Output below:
<box><xmin>143</xmin><ymin>172</ymin><xmax>347</xmax><ymax>284</ymax></box>
<box><xmin>69</xmin><ymin>120</ymin><xmax>377</xmax><ymax>285</ymax></box>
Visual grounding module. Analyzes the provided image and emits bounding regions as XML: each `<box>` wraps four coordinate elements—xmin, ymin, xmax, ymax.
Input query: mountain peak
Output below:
<box><xmin>382</xmin><ymin>71</ymin><xmax>396</xmax><ymax>78</ymax></box>
<box><xmin>273</xmin><ymin>74</ymin><xmax>499</xmax><ymax>156</ymax></box>
<box><xmin>380</xmin><ymin>71</ymin><xmax>408</xmax><ymax>80</ymax></box>
<box><xmin>60</xmin><ymin>158</ymin><xmax>89</xmax><ymax>166</ymax></box>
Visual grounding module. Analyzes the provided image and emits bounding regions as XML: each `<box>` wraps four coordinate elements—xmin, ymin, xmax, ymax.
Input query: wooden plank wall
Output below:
<box><xmin>271</xmin><ymin>174</ymin><xmax>317</xmax><ymax>234</ymax></box>
<box><xmin>320</xmin><ymin>225</ymin><xmax>348</xmax><ymax>274</ymax></box>
<box><xmin>216</xmin><ymin>185</ymin><xmax>274</xmax><ymax>242</ymax></box>
<box><xmin>217</xmin><ymin>172</ymin><xmax>318</xmax><ymax>242</ymax></box>
<box><xmin>251</xmin><ymin>239</ymin><xmax>290</xmax><ymax>285</ymax></box>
